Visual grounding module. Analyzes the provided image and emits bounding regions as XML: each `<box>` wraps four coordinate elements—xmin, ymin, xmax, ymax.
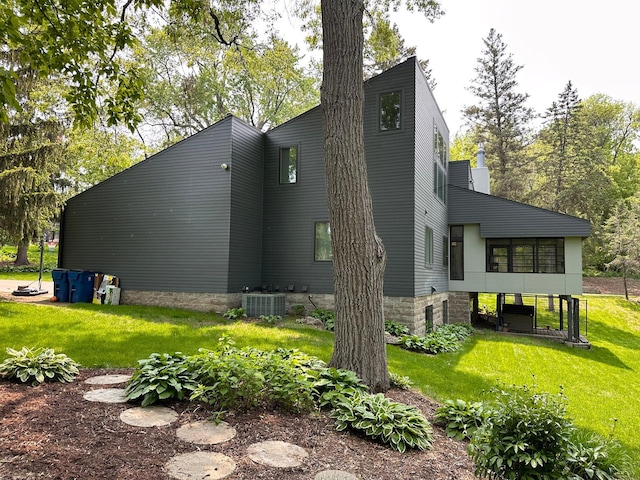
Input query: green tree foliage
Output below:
<box><xmin>604</xmin><ymin>197</ymin><xmax>640</xmax><ymax>300</ymax></box>
<box><xmin>463</xmin><ymin>28</ymin><xmax>534</xmax><ymax>202</ymax></box>
<box><xmin>136</xmin><ymin>24</ymin><xmax>318</xmax><ymax>144</ymax></box>
<box><xmin>0</xmin><ymin>51</ymin><xmax>66</xmax><ymax>265</ymax></box>
<box><xmin>449</xmin><ymin>130</ymin><xmax>478</xmax><ymax>163</ymax></box>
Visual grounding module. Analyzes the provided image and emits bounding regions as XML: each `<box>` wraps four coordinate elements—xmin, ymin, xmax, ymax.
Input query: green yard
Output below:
<box><xmin>1</xmin><ymin>294</ymin><xmax>639</xmax><ymax>475</ymax></box>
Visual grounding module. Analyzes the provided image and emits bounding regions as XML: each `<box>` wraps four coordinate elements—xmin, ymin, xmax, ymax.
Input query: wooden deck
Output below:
<box><xmin>502</xmin><ymin>327</ymin><xmax>591</xmax><ymax>348</ymax></box>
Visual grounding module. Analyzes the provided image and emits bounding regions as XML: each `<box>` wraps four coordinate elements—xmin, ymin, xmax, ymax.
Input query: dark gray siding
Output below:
<box><xmin>61</xmin><ymin>117</ymin><xmax>235</xmax><ymax>292</ymax></box>
<box><xmin>262</xmin><ymin>107</ymin><xmax>332</xmax><ymax>293</ymax></box>
<box><xmin>448</xmin><ymin>185</ymin><xmax>591</xmax><ymax>237</ymax></box>
<box><xmin>448</xmin><ymin>160</ymin><xmax>472</xmax><ymax>189</ymax></box>
<box><xmin>228</xmin><ymin>118</ymin><xmax>264</xmax><ymax>291</ymax></box>
<box><xmin>364</xmin><ymin>60</ymin><xmax>417</xmax><ymax>297</ymax></box>
<box><xmin>413</xmin><ymin>61</ymin><xmax>449</xmax><ymax>295</ymax></box>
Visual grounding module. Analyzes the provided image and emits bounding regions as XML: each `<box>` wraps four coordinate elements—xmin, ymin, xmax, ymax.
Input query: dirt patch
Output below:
<box><xmin>0</xmin><ymin>369</ymin><xmax>477</xmax><ymax>480</ymax></box>
<box><xmin>582</xmin><ymin>277</ymin><xmax>640</xmax><ymax>297</ymax></box>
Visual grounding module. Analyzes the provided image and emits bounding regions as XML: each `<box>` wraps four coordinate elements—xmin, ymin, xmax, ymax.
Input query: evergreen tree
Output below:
<box><xmin>463</xmin><ymin>28</ymin><xmax>534</xmax><ymax>201</ymax></box>
<box><xmin>0</xmin><ymin>52</ymin><xmax>66</xmax><ymax>265</ymax></box>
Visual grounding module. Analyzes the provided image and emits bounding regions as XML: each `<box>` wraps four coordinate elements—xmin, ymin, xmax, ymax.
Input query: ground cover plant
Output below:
<box><xmin>0</xmin><ymin>346</ymin><xmax>80</xmax><ymax>385</ymax></box>
<box><xmin>1</xmin><ymin>294</ymin><xmax>639</xmax><ymax>476</ymax></box>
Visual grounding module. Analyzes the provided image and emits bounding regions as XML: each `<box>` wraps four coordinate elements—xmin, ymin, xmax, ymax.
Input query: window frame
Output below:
<box><xmin>433</xmin><ymin>122</ymin><xmax>448</xmax><ymax>204</ymax></box>
<box><xmin>450</xmin><ymin>225</ymin><xmax>464</xmax><ymax>281</ymax></box>
<box><xmin>314</xmin><ymin>221</ymin><xmax>333</xmax><ymax>262</ymax></box>
<box><xmin>379</xmin><ymin>90</ymin><xmax>402</xmax><ymax>132</ymax></box>
<box><xmin>486</xmin><ymin>238</ymin><xmax>565</xmax><ymax>274</ymax></box>
<box><xmin>425</xmin><ymin>225</ymin><xmax>434</xmax><ymax>267</ymax></box>
<box><xmin>279</xmin><ymin>145</ymin><xmax>299</xmax><ymax>184</ymax></box>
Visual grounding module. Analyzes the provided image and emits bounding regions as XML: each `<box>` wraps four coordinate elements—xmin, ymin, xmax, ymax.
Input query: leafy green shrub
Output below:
<box><xmin>331</xmin><ymin>392</ymin><xmax>434</xmax><ymax>453</ymax></box>
<box><xmin>310</xmin><ymin>308</ymin><xmax>335</xmax><ymax>331</ymax></box>
<box><xmin>389</xmin><ymin>372</ymin><xmax>413</xmax><ymax>390</ymax></box>
<box><xmin>434</xmin><ymin>398</ymin><xmax>486</xmax><ymax>441</ymax></box>
<box><xmin>311</xmin><ymin>367</ymin><xmax>368</xmax><ymax>408</ymax></box>
<box><xmin>223</xmin><ymin>307</ymin><xmax>247</xmax><ymax>320</ymax></box>
<box><xmin>259</xmin><ymin>314</ymin><xmax>282</xmax><ymax>324</ymax></box>
<box><xmin>190</xmin><ymin>339</ymin><xmax>318</xmax><ymax>413</ymax></box>
<box><xmin>384</xmin><ymin>319</ymin><xmax>409</xmax><ymax>336</ymax></box>
<box><xmin>290</xmin><ymin>304</ymin><xmax>306</xmax><ymax>316</ymax></box>
<box><xmin>398</xmin><ymin>324</ymin><xmax>474</xmax><ymax>354</ymax></box>
<box><xmin>125</xmin><ymin>352</ymin><xmax>199</xmax><ymax>406</ymax></box>
<box><xmin>566</xmin><ymin>429</ymin><xmax>631</xmax><ymax>480</ymax></box>
<box><xmin>0</xmin><ymin>347</ymin><xmax>80</xmax><ymax>386</ymax></box>
<box><xmin>469</xmin><ymin>383</ymin><xmax>575</xmax><ymax>480</ymax></box>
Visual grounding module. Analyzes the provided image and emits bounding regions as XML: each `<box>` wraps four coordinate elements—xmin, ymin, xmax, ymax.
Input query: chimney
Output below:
<box><xmin>471</xmin><ymin>143</ymin><xmax>490</xmax><ymax>194</ymax></box>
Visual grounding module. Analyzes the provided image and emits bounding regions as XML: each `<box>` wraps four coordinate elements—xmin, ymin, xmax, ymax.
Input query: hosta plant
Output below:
<box><xmin>125</xmin><ymin>352</ymin><xmax>199</xmax><ymax>406</ymax></box>
<box><xmin>0</xmin><ymin>347</ymin><xmax>80</xmax><ymax>386</ymax></box>
<box><xmin>434</xmin><ymin>398</ymin><xmax>486</xmax><ymax>440</ymax></box>
<box><xmin>311</xmin><ymin>366</ymin><xmax>368</xmax><ymax>408</ymax></box>
<box><xmin>223</xmin><ymin>307</ymin><xmax>247</xmax><ymax>320</ymax></box>
<box><xmin>384</xmin><ymin>319</ymin><xmax>409</xmax><ymax>337</ymax></box>
<box><xmin>331</xmin><ymin>392</ymin><xmax>434</xmax><ymax>453</ymax></box>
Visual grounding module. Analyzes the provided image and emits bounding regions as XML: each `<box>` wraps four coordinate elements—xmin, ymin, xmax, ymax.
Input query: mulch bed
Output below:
<box><xmin>0</xmin><ymin>369</ymin><xmax>477</xmax><ymax>480</ymax></box>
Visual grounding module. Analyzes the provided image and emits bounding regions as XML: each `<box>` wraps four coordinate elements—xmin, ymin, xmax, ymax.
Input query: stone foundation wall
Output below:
<box><xmin>119</xmin><ymin>289</ymin><xmax>471</xmax><ymax>333</ymax></box>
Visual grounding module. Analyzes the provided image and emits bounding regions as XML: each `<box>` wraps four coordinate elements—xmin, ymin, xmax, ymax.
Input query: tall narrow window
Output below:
<box><xmin>450</xmin><ymin>225</ymin><xmax>464</xmax><ymax>280</ymax></box>
<box><xmin>380</xmin><ymin>91</ymin><xmax>401</xmax><ymax>131</ymax></box>
<box><xmin>442</xmin><ymin>300</ymin><xmax>449</xmax><ymax>325</ymax></box>
<box><xmin>279</xmin><ymin>146</ymin><xmax>298</xmax><ymax>184</ymax></box>
<box><xmin>433</xmin><ymin>123</ymin><xmax>448</xmax><ymax>203</ymax></box>
<box><xmin>425</xmin><ymin>226</ymin><xmax>434</xmax><ymax>266</ymax></box>
<box><xmin>314</xmin><ymin>222</ymin><xmax>332</xmax><ymax>261</ymax></box>
<box><xmin>442</xmin><ymin>235</ymin><xmax>449</xmax><ymax>267</ymax></box>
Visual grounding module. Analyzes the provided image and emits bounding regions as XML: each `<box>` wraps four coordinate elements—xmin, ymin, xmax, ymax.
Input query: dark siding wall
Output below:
<box><xmin>364</xmin><ymin>60</ymin><xmax>416</xmax><ymax>297</ymax></box>
<box><xmin>262</xmin><ymin>107</ymin><xmax>333</xmax><ymax>293</ymax></box>
<box><xmin>448</xmin><ymin>160</ymin><xmax>472</xmax><ymax>189</ymax></box>
<box><xmin>61</xmin><ymin>118</ymin><xmax>234</xmax><ymax>292</ymax></box>
<box><xmin>228</xmin><ymin>119</ymin><xmax>264</xmax><ymax>291</ymax></box>
<box><xmin>414</xmin><ymin>63</ymin><xmax>450</xmax><ymax>295</ymax></box>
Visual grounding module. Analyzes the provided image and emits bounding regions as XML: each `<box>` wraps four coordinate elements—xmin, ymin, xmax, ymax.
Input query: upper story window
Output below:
<box><xmin>380</xmin><ymin>91</ymin><xmax>401</xmax><ymax>131</ymax></box>
<box><xmin>315</xmin><ymin>222</ymin><xmax>332</xmax><ymax>261</ymax></box>
<box><xmin>433</xmin><ymin>123</ymin><xmax>448</xmax><ymax>203</ymax></box>
<box><xmin>279</xmin><ymin>146</ymin><xmax>298</xmax><ymax>184</ymax></box>
<box><xmin>425</xmin><ymin>225</ymin><xmax>433</xmax><ymax>266</ymax></box>
<box><xmin>486</xmin><ymin>238</ymin><xmax>565</xmax><ymax>274</ymax></box>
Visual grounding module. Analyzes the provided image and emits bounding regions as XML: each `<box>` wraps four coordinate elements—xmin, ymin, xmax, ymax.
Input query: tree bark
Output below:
<box><xmin>321</xmin><ymin>0</ymin><xmax>389</xmax><ymax>392</ymax></box>
<box><xmin>14</xmin><ymin>238</ymin><xmax>30</xmax><ymax>266</ymax></box>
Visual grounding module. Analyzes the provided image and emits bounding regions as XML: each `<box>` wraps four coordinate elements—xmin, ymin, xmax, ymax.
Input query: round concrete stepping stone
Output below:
<box><xmin>165</xmin><ymin>452</ymin><xmax>236</xmax><ymax>480</ymax></box>
<box><xmin>247</xmin><ymin>440</ymin><xmax>309</xmax><ymax>468</ymax></box>
<box><xmin>120</xmin><ymin>406</ymin><xmax>178</xmax><ymax>427</ymax></box>
<box><xmin>83</xmin><ymin>388</ymin><xmax>128</xmax><ymax>403</ymax></box>
<box><xmin>315</xmin><ymin>470</ymin><xmax>360</xmax><ymax>480</ymax></box>
<box><xmin>176</xmin><ymin>420</ymin><xmax>236</xmax><ymax>445</ymax></box>
<box><xmin>85</xmin><ymin>374</ymin><xmax>132</xmax><ymax>385</ymax></box>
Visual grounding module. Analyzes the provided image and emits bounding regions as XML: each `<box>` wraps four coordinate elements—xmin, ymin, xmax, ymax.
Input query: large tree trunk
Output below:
<box><xmin>14</xmin><ymin>238</ymin><xmax>30</xmax><ymax>266</ymax></box>
<box><xmin>321</xmin><ymin>0</ymin><xmax>389</xmax><ymax>392</ymax></box>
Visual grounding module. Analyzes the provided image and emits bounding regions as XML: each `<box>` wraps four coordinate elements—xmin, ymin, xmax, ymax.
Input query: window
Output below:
<box><xmin>486</xmin><ymin>238</ymin><xmax>565</xmax><ymax>273</ymax></box>
<box><xmin>442</xmin><ymin>235</ymin><xmax>449</xmax><ymax>267</ymax></box>
<box><xmin>425</xmin><ymin>305</ymin><xmax>434</xmax><ymax>333</ymax></box>
<box><xmin>433</xmin><ymin>123</ymin><xmax>447</xmax><ymax>203</ymax></box>
<box><xmin>279</xmin><ymin>146</ymin><xmax>298</xmax><ymax>184</ymax></box>
<box><xmin>380</xmin><ymin>91</ymin><xmax>401</xmax><ymax>131</ymax></box>
<box><xmin>315</xmin><ymin>222</ymin><xmax>332</xmax><ymax>261</ymax></box>
<box><xmin>442</xmin><ymin>300</ymin><xmax>449</xmax><ymax>325</ymax></box>
<box><xmin>425</xmin><ymin>226</ymin><xmax>433</xmax><ymax>266</ymax></box>
<box><xmin>450</xmin><ymin>226</ymin><xmax>464</xmax><ymax>280</ymax></box>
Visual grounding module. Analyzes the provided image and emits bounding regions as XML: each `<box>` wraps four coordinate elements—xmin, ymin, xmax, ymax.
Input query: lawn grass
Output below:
<box><xmin>1</xmin><ymin>295</ymin><xmax>638</xmax><ymax>474</ymax></box>
<box><xmin>0</xmin><ymin>244</ymin><xmax>58</xmax><ymax>280</ymax></box>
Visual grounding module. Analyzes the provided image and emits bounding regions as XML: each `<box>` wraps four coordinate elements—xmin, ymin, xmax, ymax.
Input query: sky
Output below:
<box><xmin>388</xmin><ymin>0</ymin><xmax>640</xmax><ymax>135</ymax></box>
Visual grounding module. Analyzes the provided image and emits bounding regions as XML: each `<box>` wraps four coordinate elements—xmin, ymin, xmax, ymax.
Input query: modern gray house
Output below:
<box><xmin>59</xmin><ymin>57</ymin><xmax>590</xmax><ymax>335</ymax></box>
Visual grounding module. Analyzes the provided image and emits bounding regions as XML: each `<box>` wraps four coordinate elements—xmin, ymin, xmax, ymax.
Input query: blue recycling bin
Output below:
<box><xmin>68</xmin><ymin>270</ymin><xmax>95</xmax><ymax>303</ymax></box>
<box><xmin>51</xmin><ymin>269</ymin><xmax>70</xmax><ymax>302</ymax></box>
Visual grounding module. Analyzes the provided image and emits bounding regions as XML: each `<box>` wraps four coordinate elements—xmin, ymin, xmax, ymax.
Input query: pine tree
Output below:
<box><xmin>464</xmin><ymin>28</ymin><xmax>534</xmax><ymax>201</ymax></box>
<box><xmin>0</xmin><ymin>52</ymin><xmax>66</xmax><ymax>265</ymax></box>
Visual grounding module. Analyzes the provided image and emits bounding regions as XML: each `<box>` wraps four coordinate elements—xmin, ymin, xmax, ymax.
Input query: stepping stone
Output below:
<box><xmin>315</xmin><ymin>470</ymin><xmax>360</xmax><ymax>480</ymax></box>
<box><xmin>85</xmin><ymin>374</ymin><xmax>132</xmax><ymax>385</ymax></box>
<box><xmin>120</xmin><ymin>406</ymin><xmax>178</xmax><ymax>427</ymax></box>
<box><xmin>247</xmin><ymin>440</ymin><xmax>308</xmax><ymax>468</ymax></box>
<box><xmin>165</xmin><ymin>452</ymin><xmax>236</xmax><ymax>480</ymax></box>
<box><xmin>83</xmin><ymin>388</ymin><xmax>128</xmax><ymax>403</ymax></box>
<box><xmin>176</xmin><ymin>420</ymin><xmax>236</xmax><ymax>445</ymax></box>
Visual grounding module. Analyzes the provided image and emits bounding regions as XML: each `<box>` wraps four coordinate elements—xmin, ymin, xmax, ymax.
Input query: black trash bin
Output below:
<box><xmin>68</xmin><ymin>270</ymin><xmax>95</xmax><ymax>303</ymax></box>
<box><xmin>51</xmin><ymin>269</ymin><xmax>70</xmax><ymax>302</ymax></box>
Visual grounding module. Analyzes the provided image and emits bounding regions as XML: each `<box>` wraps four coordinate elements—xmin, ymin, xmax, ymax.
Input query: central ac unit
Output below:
<box><xmin>242</xmin><ymin>293</ymin><xmax>286</xmax><ymax>317</ymax></box>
